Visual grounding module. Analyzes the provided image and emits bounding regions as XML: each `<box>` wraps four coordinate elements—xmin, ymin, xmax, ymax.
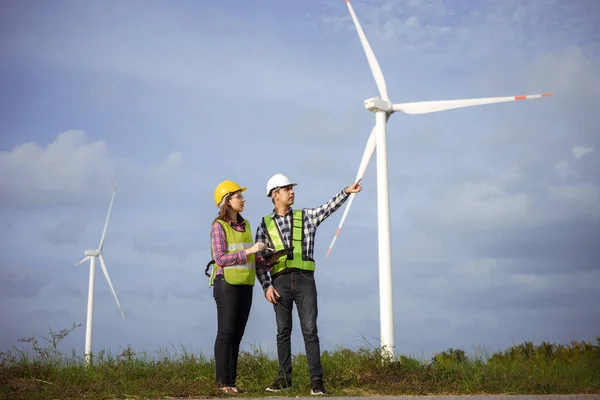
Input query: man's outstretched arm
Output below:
<box><xmin>305</xmin><ymin>180</ymin><xmax>362</xmax><ymax>228</ymax></box>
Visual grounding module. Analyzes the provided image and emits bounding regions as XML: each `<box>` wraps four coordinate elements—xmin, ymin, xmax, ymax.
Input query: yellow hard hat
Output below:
<box><xmin>214</xmin><ymin>180</ymin><xmax>246</xmax><ymax>208</ymax></box>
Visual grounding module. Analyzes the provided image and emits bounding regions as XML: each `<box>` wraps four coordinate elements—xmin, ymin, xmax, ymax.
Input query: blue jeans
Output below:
<box><xmin>272</xmin><ymin>270</ymin><xmax>323</xmax><ymax>384</ymax></box>
<box><xmin>213</xmin><ymin>275</ymin><xmax>253</xmax><ymax>387</ymax></box>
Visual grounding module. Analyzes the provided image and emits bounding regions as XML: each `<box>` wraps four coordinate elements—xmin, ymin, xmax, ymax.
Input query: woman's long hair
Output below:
<box><xmin>212</xmin><ymin>193</ymin><xmax>244</xmax><ymax>225</ymax></box>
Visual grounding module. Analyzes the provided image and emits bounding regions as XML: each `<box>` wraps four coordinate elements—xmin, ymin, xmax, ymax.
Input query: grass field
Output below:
<box><xmin>1</xmin><ymin>324</ymin><xmax>599</xmax><ymax>399</ymax></box>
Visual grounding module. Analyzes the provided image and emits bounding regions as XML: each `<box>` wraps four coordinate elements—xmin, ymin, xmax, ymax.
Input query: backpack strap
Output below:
<box><xmin>205</xmin><ymin>259</ymin><xmax>216</xmax><ymax>277</ymax></box>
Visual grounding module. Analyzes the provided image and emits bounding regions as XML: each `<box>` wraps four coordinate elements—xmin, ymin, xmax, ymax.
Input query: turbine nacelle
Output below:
<box><xmin>85</xmin><ymin>249</ymin><xmax>100</xmax><ymax>257</ymax></box>
<box><xmin>364</xmin><ymin>97</ymin><xmax>393</xmax><ymax>113</ymax></box>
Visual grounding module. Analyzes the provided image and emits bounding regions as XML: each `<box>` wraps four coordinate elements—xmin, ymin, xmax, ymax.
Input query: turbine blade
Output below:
<box><xmin>98</xmin><ymin>254</ymin><xmax>126</xmax><ymax>322</ymax></box>
<box><xmin>392</xmin><ymin>93</ymin><xmax>553</xmax><ymax>114</ymax></box>
<box><xmin>346</xmin><ymin>0</ymin><xmax>389</xmax><ymax>101</ymax></box>
<box><xmin>75</xmin><ymin>256</ymin><xmax>91</xmax><ymax>266</ymax></box>
<box><xmin>326</xmin><ymin>125</ymin><xmax>377</xmax><ymax>258</ymax></box>
<box><xmin>98</xmin><ymin>180</ymin><xmax>118</xmax><ymax>251</ymax></box>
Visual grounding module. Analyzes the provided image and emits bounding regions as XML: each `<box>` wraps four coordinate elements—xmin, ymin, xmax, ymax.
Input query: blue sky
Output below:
<box><xmin>1</xmin><ymin>0</ymin><xmax>599</xmax><ymax>361</ymax></box>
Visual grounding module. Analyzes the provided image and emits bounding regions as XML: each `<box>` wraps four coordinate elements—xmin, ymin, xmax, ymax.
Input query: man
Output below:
<box><xmin>254</xmin><ymin>173</ymin><xmax>362</xmax><ymax>395</ymax></box>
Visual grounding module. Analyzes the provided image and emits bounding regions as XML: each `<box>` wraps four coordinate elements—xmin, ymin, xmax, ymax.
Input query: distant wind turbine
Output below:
<box><xmin>75</xmin><ymin>180</ymin><xmax>125</xmax><ymax>364</ymax></box>
<box><xmin>326</xmin><ymin>0</ymin><xmax>553</xmax><ymax>357</ymax></box>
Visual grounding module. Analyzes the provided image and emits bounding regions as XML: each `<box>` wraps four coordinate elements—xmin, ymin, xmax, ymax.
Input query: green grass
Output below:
<box><xmin>1</xmin><ymin>324</ymin><xmax>599</xmax><ymax>399</ymax></box>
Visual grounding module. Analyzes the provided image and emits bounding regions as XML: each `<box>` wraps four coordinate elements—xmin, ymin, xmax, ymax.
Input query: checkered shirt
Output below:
<box><xmin>210</xmin><ymin>219</ymin><xmax>248</xmax><ymax>275</ymax></box>
<box><xmin>254</xmin><ymin>188</ymin><xmax>349</xmax><ymax>291</ymax></box>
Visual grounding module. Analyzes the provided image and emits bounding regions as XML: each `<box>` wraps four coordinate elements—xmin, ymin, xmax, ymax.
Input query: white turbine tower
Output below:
<box><xmin>325</xmin><ymin>0</ymin><xmax>553</xmax><ymax>357</ymax></box>
<box><xmin>75</xmin><ymin>180</ymin><xmax>126</xmax><ymax>364</ymax></box>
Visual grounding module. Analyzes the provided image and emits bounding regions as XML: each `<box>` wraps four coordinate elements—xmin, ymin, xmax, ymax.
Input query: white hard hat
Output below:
<box><xmin>266</xmin><ymin>174</ymin><xmax>297</xmax><ymax>197</ymax></box>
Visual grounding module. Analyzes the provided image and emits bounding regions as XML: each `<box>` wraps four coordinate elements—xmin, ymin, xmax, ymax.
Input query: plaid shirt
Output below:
<box><xmin>254</xmin><ymin>188</ymin><xmax>349</xmax><ymax>291</ymax></box>
<box><xmin>210</xmin><ymin>219</ymin><xmax>248</xmax><ymax>275</ymax></box>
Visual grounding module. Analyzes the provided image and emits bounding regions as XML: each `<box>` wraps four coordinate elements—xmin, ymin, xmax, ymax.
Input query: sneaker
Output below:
<box><xmin>311</xmin><ymin>380</ymin><xmax>326</xmax><ymax>395</ymax></box>
<box><xmin>266</xmin><ymin>377</ymin><xmax>291</xmax><ymax>392</ymax></box>
<box><xmin>219</xmin><ymin>386</ymin><xmax>238</xmax><ymax>395</ymax></box>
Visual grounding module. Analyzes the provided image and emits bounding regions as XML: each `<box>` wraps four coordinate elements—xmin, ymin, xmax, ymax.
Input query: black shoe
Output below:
<box><xmin>266</xmin><ymin>378</ymin><xmax>291</xmax><ymax>392</ymax></box>
<box><xmin>311</xmin><ymin>380</ymin><xmax>326</xmax><ymax>395</ymax></box>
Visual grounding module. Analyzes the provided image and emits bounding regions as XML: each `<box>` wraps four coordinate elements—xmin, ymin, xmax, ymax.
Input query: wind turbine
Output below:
<box><xmin>75</xmin><ymin>180</ymin><xmax>126</xmax><ymax>364</ymax></box>
<box><xmin>325</xmin><ymin>0</ymin><xmax>553</xmax><ymax>357</ymax></box>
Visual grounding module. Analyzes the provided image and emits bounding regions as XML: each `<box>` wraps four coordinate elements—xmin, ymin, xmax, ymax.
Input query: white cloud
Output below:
<box><xmin>421</xmin><ymin>179</ymin><xmax>600</xmax><ymax>230</ymax></box>
<box><xmin>437</xmin><ymin>181</ymin><xmax>530</xmax><ymax>226</ymax></box>
<box><xmin>0</xmin><ymin>130</ymin><xmax>114</xmax><ymax>203</ymax></box>
<box><xmin>509</xmin><ymin>273</ymin><xmax>553</xmax><ymax>292</ymax></box>
<box><xmin>0</xmin><ymin>130</ymin><xmax>184</xmax><ymax>208</ymax></box>
<box><xmin>553</xmin><ymin>160</ymin><xmax>578</xmax><ymax>180</ymax></box>
<box><xmin>546</xmin><ymin>183</ymin><xmax>600</xmax><ymax>219</ymax></box>
<box><xmin>146</xmin><ymin>153</ymin><xmax>183</xmax><ymax>181</ymax></box>
<box><xmin>573</xmin><ymin>145</ymin><xmax>594</xmax><ymax>160</ymax></box>
<box><xmin>321</xmin><ymin>0</ymin><xmax>598</xmax><ymax>65</ymax></box>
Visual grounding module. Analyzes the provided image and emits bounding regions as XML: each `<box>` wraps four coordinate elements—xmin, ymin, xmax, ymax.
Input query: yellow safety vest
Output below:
<box><xmin>264</xmin><ymin>210</ymin><xmax>315</xmax><ymax>276</ymax></box>
<box><xmin>209</xmin><ymin>219</ymin><xmax>256</xmax><ymax>287</ymax></box>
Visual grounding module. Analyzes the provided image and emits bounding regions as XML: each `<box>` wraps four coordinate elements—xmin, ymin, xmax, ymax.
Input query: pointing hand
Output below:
<box><xmin>345</xmin><ymin>179</ymin><xmax>362</xmax><ymax>194</ymax></box>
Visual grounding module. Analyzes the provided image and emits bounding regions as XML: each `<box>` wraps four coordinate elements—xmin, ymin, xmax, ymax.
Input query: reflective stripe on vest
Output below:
<box><xmin>264</xmin><ymin>209</ymin><xmax>315</xmax><ymax>276</ymax></box>
<box><xmin>209</xmin><ymin>219</ymin><xmax>256</xmax><ymax>287</ymax></box>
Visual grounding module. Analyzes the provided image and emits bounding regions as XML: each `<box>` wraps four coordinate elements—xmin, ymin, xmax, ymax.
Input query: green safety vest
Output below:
<box><xmin>209</xmin><ymin>219</ymin><xmax>256</xmax><ymax>287</ymax></box>
<box><xmin>263</xmin><ymin>209</ymin><xmax>315</xmax><ymax>276</ymax></box>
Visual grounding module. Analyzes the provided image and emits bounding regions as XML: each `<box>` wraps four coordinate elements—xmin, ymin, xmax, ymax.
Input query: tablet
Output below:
<box><xmin>266</xmin><ymin>246</ymin><xmax>294</xmax><ymax>259</ymax></box>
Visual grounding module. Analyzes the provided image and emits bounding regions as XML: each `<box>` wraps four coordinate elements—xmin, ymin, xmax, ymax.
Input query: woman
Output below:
<box><xmin>209</xmin><ymin>180</ymin><xmax>266</xmax><ymax>394</ymax></box>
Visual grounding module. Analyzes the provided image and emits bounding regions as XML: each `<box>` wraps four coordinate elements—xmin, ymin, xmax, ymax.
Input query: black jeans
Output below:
<box><xmin>272</xmin><ymin>270</ymin><xmax>323</xmax><ymax>384</ymax></box>
<box><xmin>213</xmin><ymin>275</ymin><xmax>253</xmax><ymax>387</ymax></box>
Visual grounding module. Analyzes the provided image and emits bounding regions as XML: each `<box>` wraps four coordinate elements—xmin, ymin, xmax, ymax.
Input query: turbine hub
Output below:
<box><xmin>364</xmin><ymin>97</ymin><xmax>393</xmax><ymax>113</ymax></box>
